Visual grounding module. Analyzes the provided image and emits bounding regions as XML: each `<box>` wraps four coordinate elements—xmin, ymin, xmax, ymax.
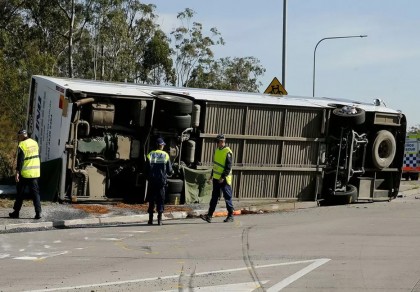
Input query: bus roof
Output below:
<box><xmin>33</xmin><ymin>75</ymin><xmax>401</xmax><ymax>114</ymax></box>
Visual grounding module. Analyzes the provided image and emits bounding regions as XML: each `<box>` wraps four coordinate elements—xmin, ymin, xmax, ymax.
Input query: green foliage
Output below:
<box><xmin>188</xmin><ymin>57</ymin><xmax>265</xmax><ymax>92</ymax></box>
<box><xmin>0</xmin><ymin>2</ymin><xmax>267</xmax><ymax>179</ymax></box>
<box><xmin>142</xmin><ymin>30</ymin><xmax>175</xmax><ymax>85</ymax></box>
<box><xmin>0</xmin><ymin>50</ymin><xmax>22</xmax><ymax>178</ymax></box>
<box><xmin>170</xmin><ymin>8</ymin><xmax>225</xmax><ymax>87</ymax></box>
<box><xmin>407</xmin><ymin>125</ymin><xmax>420</xmax><ymax>134</ymax></box>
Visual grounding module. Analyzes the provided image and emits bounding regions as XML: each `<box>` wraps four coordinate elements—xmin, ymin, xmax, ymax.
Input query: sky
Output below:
<box><xmin>148</xmin><ymin>0</ymin><xmax>420</xmax><ymax>128</ymax></box>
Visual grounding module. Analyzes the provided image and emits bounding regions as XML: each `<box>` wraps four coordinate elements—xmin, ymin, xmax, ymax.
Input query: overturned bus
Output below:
<box><xmin>27</xmin><ymin>75</ymin><xmax>406</xmax><ymax>204</ymax></box>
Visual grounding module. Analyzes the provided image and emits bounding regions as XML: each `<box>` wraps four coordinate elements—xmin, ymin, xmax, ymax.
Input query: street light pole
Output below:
<box><xmin>282</xmin><ymin>0</ymin><xmax>287</xmax><ymax>88</ymax></box>
<box><xmin>312</xmin><ymin>35</ymin><xmax>367</xmax><ymax>97</ymax></box>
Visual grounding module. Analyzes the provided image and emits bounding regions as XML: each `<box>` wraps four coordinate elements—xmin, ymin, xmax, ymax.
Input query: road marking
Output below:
<box><xmin>120</xmin><ymin>230</ymin><xmax>150</xmax><ymax>233</ymax></box>
<box><xmin>25</xmin><ymin>258</ymin><xmax>330</xmax><ymax>292</ymax></box>
<box><xmin>164</xmin><ymin>281</ymin><xmax>269</xmax><ymax>292</ymax></box>
<box><xmin>267</xmin><ymin>258</ymin><xmax>331</xmax><ymax>291</ymax></box>
<box><xmin>14</xmin><ymin>251</ymin><xmax>68</xmax><ymax>261</ymax></box>
<box><xmin>99</xmin><ymin>237</ymin><xmax>124</xmax><ymax>241</ymax></box>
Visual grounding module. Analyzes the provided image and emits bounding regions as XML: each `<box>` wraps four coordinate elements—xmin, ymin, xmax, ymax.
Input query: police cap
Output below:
<box><xmin>17</xmin><ymin>129</ymin><xmax>27</xmax><ymax>136</ymax></box>
<box><xmin>215</xmin><ymin>134</ymin><xmax>225</xmax><ymax>141</ymax></box>
<box><xmin>156</xmin><ymin>137</ymin><xmax>166</xmax><ymax>145</ymax></box>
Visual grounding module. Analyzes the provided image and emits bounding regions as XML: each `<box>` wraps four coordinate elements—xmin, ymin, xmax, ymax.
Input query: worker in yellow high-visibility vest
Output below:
<box><xmin>200</xmin><ymin>134</ymin><xmax>235</xmax><ymax>223</ymax></box>
<box><xmin>9</xmin><ymin>129</ymin><xmax>42</xmax><ymax>219</ymax></box>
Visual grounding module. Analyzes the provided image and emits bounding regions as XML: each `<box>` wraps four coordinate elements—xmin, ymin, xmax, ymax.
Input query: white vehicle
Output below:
<box><xmin>27</xmin><ymin>75</ymin><xmax>406</xmax><ymax>204</ymax></box>
<box><xmin>402</xmin><ymin>134</ymin><xmax>420</xmax><ymax>180</ymax></box>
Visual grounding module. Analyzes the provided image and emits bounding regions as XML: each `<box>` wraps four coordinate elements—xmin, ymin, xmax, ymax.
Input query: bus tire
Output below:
<box><xmin>167</xmin><ymin>179</ymin><xmax>183</xmax><ymax>193</ymax></box>
<box><xmin>154</xmin><ymin>114</ymin><xmax>191</xmax><ymax>130</ymax></box>
<box><xmin>372</xmin><ymin>130</ymin><xmax>396</xmax><ymax>169</ymax></box>
<box><xmin>333</xmin><ymin>184</ymin><xmax>357</xmax><ymax>204</ymax></box>
<box><xmin>346</xmin><ymin>184</ymin><xmax>358</xmax><ymax>203</ymax></box>
<box><xmin>332</xmin><ymin>107</ymin><xmax>365</xmax><ymax>126</ymax></box>
<box><xmin>168</xmin><ymin>115</ymin><xmax>191</xmax><ymax>129</ymax></box>
<box><xmin>156</xmin><ymin>94</ymin><xmax>193</xmax><ymax>115</ymax></box>
<box><xmin>167</xmin><ymin>192</ymin><xmax>181</xmax><ymax>205</ymax></box>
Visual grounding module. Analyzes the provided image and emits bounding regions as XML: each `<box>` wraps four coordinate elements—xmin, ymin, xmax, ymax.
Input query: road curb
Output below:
<box><xmin>0</xmin><ymin>201</ymin><xmax>319</xmax><ymax>232</ymax></box>
<box><xmin>163</xmin><ymin>211</ymin><xmax>189</xmax><ymax>220</ymax></box>
<box><xmin>99</xmin><ymin>214</ymin><xmax>149</xmax><ymax>224</ymax></box>
<box><xmin>53</xmin><ymin>218</ymin><xmax>101</xmax><ymax>228</ymax></box>
<box><xmin>5</xmin><ymin>221</ymin><xmax>54</xmax><ymax>230</ymax></box>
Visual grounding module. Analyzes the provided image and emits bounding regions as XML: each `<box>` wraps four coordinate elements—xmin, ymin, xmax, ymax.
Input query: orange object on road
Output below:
<box><xmin>212</xmin><ymin>210</ymin><xmax>241</xmax><ymax>217</ymax></box>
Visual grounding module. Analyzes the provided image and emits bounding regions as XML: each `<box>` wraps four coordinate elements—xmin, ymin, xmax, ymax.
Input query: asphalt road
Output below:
<box><xmin>0</xmin><ymin>182</ymin><xmax>420</xmax><ymax>292</ymax></box>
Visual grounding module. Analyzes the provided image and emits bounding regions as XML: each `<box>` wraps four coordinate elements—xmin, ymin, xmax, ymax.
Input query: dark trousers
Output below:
<box><xmin>14</xmin><ymin>177</ymin><xmax>41</xmax><ymax>214</ymax></box>
<box><xmin>147</xmin><ymin>182</ymin><xmax>165</xmax><ymax>214</ymax></box>
<box><xmin>208</xmin><ymin>178</ymin><xmax>234</xmax><ymax>217</ymax></box>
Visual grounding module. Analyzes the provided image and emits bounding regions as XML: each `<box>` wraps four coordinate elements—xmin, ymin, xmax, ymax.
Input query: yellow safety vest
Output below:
<box><xmin>212</xmin><ymin>147</ymin><xmax>233</xmax><ymax>185</ymax></box>
<box><xmin>19</xmin><ymin>138</ymin><xmax>41</xmax><ymax>178</ymax></box>
<box><xmin>147</xmin><ymin>149</ymin><xmax>170</xmax><ymax>164</ymax></box>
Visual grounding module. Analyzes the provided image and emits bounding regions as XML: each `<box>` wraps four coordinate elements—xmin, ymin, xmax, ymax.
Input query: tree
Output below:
<box><xmin>0</xmin><ymin>2</ymin><xmax>268</xmax><ymax>180</ymax></box>
<box><xmin>170</xmin><ymin>8</ymin><xmax>224</xmax><ymax>87</ymax></box>
<box><xmin>407</xmin><ymin>125</ymin><xmax>420</xmax><ymax>134</ymax></box>
<box><xmin>141</xmin><ymin>30</ymin><xmax>175</xmax><ymax>85</ymax></box>
<box><xmin>0</xmin><ymin>50</ymin><xmax>25</xmax><ymax>180</ymax></box>
<box><xmin>55</xmin><ymin>0</ymin><xmax>95</xmax><ymax>77</ymax></box>
<box><xmin>90</xmin><ymin>1</ymin><xmax>163</xmax><ymax>82</ymax></box>
<box><xmin>188</xmin><ymin>57</ymin><xmax>265</xmax><ymax>92</ymax></box>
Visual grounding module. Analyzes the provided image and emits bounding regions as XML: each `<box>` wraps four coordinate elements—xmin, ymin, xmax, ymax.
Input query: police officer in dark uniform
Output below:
<box><xmin>200</xmin><ymin>134</ymin><xmax>235</xmax><ymax>223</ymax></box>
<box><xmin>9</xmin><ymin>129</ymin><xmax>42</xmax><ymax>219</ymax></box>
<box><xmin>145</xmin><ymin>137</ymin><xmax>173</xmax><ymax>225</ymax></box>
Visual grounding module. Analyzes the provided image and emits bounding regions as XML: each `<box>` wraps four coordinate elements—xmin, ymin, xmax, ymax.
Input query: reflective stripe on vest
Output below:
<box><xmin>212</xmin><ymin>147</ymin><xmax>233</xmax><ymax>185</ymax></box>
<box><xmin>19</xmin><ymin>138</ymin><xmax>40</xmax><ymax>178</ymax></box>
<box><xmin>147</xmin><ymin>150</ymin><xmax>169</xmax><ymax>164</ymax></box>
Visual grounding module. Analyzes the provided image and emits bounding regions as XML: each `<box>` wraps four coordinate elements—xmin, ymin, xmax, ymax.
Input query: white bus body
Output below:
<box><xmin>27</xmin><ymin>75</ymin><xmax>406</xmax><ymax>204</ymax></box>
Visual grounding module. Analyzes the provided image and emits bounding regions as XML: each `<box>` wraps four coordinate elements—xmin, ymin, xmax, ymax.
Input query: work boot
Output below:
<box><xmin>157</xmin><ymin>213</ymin><xmax>163</xmax><ymax>226</ymax></box>
<box><xmin>200</xmin><ymin>214</ymin><xmax>212</xmax><ymax>223</ymax></box>
<box><xmin>9</xmin><ymin>211</ymin><xmax>19</xmax><ymax>219</ymax></box>
<box><xmin>148</xmin><ymin>213</ymin><xmax>153</xmax><ymax>225</ymax></box>
<box><xmin>34</xmin><ymin>213</ymin><xmax>41</xmax><ymax>220</ymax></box>
<box><xmin>223</xmin><ymin>215</ymin><xmax>234</xmax><ymax>223</ymax></box>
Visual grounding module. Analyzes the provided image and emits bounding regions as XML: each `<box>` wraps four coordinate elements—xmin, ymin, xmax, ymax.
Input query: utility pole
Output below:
<box><xmin>282</xmin><ymin>0</ymin><xmax>287</xmax><ymax>88</ymax></box>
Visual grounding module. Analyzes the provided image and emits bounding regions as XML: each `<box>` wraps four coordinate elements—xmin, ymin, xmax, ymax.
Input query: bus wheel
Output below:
<box><xmin>333</xmin><ymin>184</ymin><xmax>357</xmax><ymax>204</ymax></box>
<box><xmin>332</xmin><ymin>106</ymin><xmax>365</xmax><ymax>126</ymax></box>
<box><xmin>372</xmin><ymin>130</ymin><xmax>396</xmax><ymax>169</ymax></box>
<box><xmin>167</xmin><ymin>179</ymin><xmax>184</xmax><ymax>193</ymax></box>
<box><xmin>154</xmin><ymin>113</ymin><xmax>192</xmax><ymax>130</ymax></box>
<box><xmin>345</xmin><ymin>184</ymin><xmax>358</xmax><ymax>203</ymax></box>
<box><xmin>156</xmin><ymin>94</ymin><xmax>193</xmax><ymax>115</ymax></box>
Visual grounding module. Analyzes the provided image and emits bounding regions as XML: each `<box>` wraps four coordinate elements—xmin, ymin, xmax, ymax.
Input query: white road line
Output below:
<box><xmin>99</xmin><ymin>237</ymin><xmax>124</xmax><ymax>241</ymax></box>
<box><xmin>267</xmin><ymin>258</ymin><xmax>331</xmax><ymax>292</ymax></box>
<box><xmin>0</xmin><ymin>253</ymin><xmax>10</xmax><ymax>259</ymax></box>
<box><xmin>25</xmin><ymin>258</ymin><xmax>330</xmax><ymax>292</ymax></box>
<box><xmin>164</xmin><ymin>281</ymin><xmax>269</xmax><ymax>292</ymax></box>
<box><xmin>14</xmin><ymin>251</ymin><xmax>69</xmax><ymax>261</ymax></box>
<box><xmin>120</xmin><ymin>230</ymin><xmax>150</xmax><ymax>233</ymax></box>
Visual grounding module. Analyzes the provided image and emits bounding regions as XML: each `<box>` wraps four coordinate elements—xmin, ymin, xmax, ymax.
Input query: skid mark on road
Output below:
<box><xmin>242</xmin><ymin>226</ymin><xmax>264</xmax><ymax>289</ymax></box>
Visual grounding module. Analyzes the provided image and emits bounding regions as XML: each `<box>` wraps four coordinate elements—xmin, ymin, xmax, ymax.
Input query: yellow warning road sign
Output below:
<box><xmin>264</xmin><ymin>77</ymin><xmax>287</xmax><ymax>95</ymax></box>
